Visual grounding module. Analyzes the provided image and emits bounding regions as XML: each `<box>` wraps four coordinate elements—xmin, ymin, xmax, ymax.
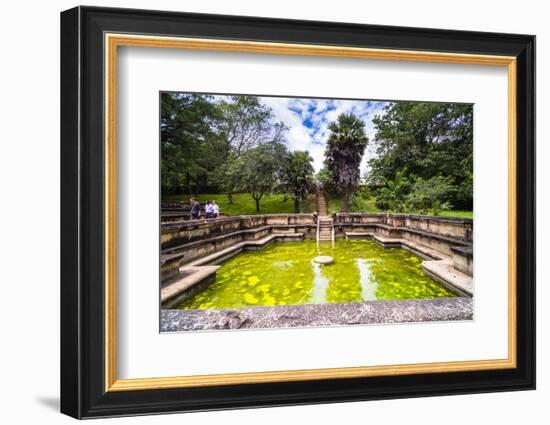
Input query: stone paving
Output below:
<box><xmin>161</xmin><ymin>297</ymin><xmax>473</xmax><ymax>332</ymax></box>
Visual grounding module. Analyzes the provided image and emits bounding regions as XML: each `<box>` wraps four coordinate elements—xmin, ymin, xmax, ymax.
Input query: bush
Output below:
<box><xmin>373</xmin><ymin>169</ymin><xmax>411</xmax><ymax>211</ymax></box>
<box><xmin>349</xmin><ymin>187</ymin><xmax>379</xmax><ymax>212</ymax></box>
<box><xmin>405</xmin><ymin>175</ymin><xmax>455</xmax><ymax>215</ymax></box>
<box><xmin>373</xmin><ymin>171</ymin><xmax>457</xmax><ymax>215</ymax></box>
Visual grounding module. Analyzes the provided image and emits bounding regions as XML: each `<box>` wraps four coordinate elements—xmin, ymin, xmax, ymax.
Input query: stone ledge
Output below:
<box><xmin>340</xmin><ymin>224</ymin><xmax>470</xmax><ymax>245</ymax></box>
<box><xmin>451</xmin><ymin>245</ymin><xmax>473</xmax><ymax>257</ymax></box>
<box><xmin>161</xmin><ymin>266</ymin><xmax>220</xmax><ymax>308</ymax></box>
<box><xmin>422</xmin><ymin>260</ymin><xmax>473</xmax><ymax>297</ymax></box>
<box><xmin>161</xmin><ymin>214</ymin><xmax>316</xmax><ymax>232</ymax></box>
<box><xmin>344</xmin><ymin>232</ymin><xmax>447</xmax><ymax>261</ymax></box>
<box><xmin>163</xmin><ymin>226</ymin><xmax>273</xmax><ymax>254</ymax></box>
<box><xmin>336</xmin><ymin>212</ymin><xmax>473</xmax><ymax>224</ymax></box>
<box><xmin>188</xmin><ymin>233</ymin><xmax>304</xmax><ymax>267</ymax></box>
<box><xmin>160</xmin><ymin>298</ymin><xmax>473</xmax><ymax>332</ymax></box>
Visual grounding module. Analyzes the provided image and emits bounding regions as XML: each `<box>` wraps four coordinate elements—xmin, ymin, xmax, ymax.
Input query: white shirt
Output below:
<box><xmin>205</xmin><ymin>203</ymin><xmax>213</xmax><ymax>214</ymax></box>
<box><xmin>212</xmin><ymin>204</ymin><xmax>219</xmax><ymax>214</ymax></box>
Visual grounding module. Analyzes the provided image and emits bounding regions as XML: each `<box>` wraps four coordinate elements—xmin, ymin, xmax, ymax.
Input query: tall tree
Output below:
<box><xmin>324</xmin><ymin>113</ymin><xmax>369</xmax><ymax>212</ymax></box>
<box><xmin>160</xmin><ymin>93</ymin><xmax>224</xmax><ymax>195</ymax></box>
<box><xmin>282</xmin><ymin>151</ymin><xmax>315</xmax><ymax>213</ymax></box>
<box><xmin>219</xmin><ymin>96</ymin><xmax>287</xmax><ymax>156</ymax></box>
<box><xmin>233</xmin><ymin>141</ymin><xmax>288</xmax><ymax>212</ymax></box>
<box><xmin>217</xmin><ymin>96</ymin><xmax>287</xmax><ymax>203</ymax></box>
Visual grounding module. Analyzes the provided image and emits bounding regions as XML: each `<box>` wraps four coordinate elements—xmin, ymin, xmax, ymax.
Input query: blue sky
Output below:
<box><xmin>257</xmin><ymin>96</ymin><xmax>388</xmax><ymax>175</ymax></box>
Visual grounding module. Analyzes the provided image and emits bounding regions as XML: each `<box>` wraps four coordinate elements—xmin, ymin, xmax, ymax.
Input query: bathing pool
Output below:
<box><xmin>177</xmin><ymin>239</ymin><xmax>457</xmax><ymax>310</ymax></box>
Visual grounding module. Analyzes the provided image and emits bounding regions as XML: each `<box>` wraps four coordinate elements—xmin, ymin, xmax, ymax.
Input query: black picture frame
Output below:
<box><xmin>60</xmin><ymin>5</ymin><xmax>535</xmax><ymax>419</ymax></box>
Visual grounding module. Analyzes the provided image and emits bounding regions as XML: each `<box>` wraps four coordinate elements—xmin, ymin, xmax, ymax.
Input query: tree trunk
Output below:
<box><xmin>186</xmin><ymin>173</ymin><xmax>192</xmax><ymax>195</ymax></box>
<box><xmin>342</xmin><ymin>187</ymin><xmax>350</xmax><ymax>212</ymax></box>
<box><xmin>255</xmin><ymin>198</ymin><xmax>261</xmax><ymax>212</ymax></box>
<box><xmin>294</xmin><ymin>198</ymin><xmax>300</xmax><ymax>213</ymax></box>
<box><xmin>227</xmin><ymin>193</ymin><xmax>233</xmax><ymax>205</ymax></box>
<box><xmin>194</xmin><ymin>178</ymin><xmax>200</xmax><ymax>197</ymax></box>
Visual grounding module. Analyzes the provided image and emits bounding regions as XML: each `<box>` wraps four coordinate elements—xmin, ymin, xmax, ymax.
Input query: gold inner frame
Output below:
<box><xmin>104</xmin><ymin>33</ymin><xmax>517</xmax><ymax>392</ymax></box>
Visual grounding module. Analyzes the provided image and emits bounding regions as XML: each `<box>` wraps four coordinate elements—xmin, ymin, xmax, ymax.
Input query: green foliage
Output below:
<box><xmin>214</xmin><ymin>154</ymin><xmax>242</xmax><ymax>204</ymax></box>
<box><xmin>369</xmin><ymin>102</ymin><xmax>473</xmax><ymax>210</ymax></box>
<box><xmin>349</xmin><ymin>187</ymin><xmax>381</xmax><ymax>213</ymax></box>
<box><xmin>161</xmin><ymin>93</ymin><xmax>288</xmax><ymax>198</ymax></box>
<box><xmin>160</xmin><ymin>93</ymin><xmax>225</xmax><ymax>195</ymax></box>
<box><xmin>374</xmin><ymin>170</ymin><xmax>455</xmax><ymax>215</ymax></box>
<box><xmin>281</xmin><ymin>151</ymin><xmax>315</xmax><ymax>213</ymax></box>
<box><xmin>455</xmin><ymin>169</ymin><xmax>473</xmax><ymax>210</ymax></box>
<box><xmin>374</xmin><ymin>168</ymin><xmax>411</xmax><ymax>211</ymax></box>
<box><xmin>405</xmin><ymin>175</ymin><xmax>455</xmax><ymax>215</ymax></box>
<box><xmin>315</xmin><ymin>167</ymin><xmax>335</xmax><ymax>193</ymax></box>
<box><xmin>324</xmin><ymin>113</ymin><xmax>369</xmax><ymax>212</ymax></box>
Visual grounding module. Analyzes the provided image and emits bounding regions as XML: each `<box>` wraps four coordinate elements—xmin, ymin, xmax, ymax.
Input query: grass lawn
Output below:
<box><xmin>438</xmin><ymin>210</ymin><xmax>473</xmax><ymax>219</ymax></box>
<box><xmin>165</xmin><ymin>192</ymin><xmax>472</xmax><ymax>219</ymax></box>
<box><xmin>164</xmin><ymin>193</ymin><xmax>316</xmax><ymax>216</ymax></box>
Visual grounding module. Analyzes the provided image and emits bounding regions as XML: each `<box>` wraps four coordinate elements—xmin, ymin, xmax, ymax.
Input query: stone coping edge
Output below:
<box><xmin>161</xmin><ymin>214</ymin><xmax>316</xmax><ymax>231</ymax></box>
<box><xmin>161</xmin><ymin>212</ymin><xmax>473</xmax><ymax>232</ymax></box>
<box><xmin>160</xmin><ymin>297</ymin><xmax>473</xmax><ymax>332</ymax></box>
<box><xmin>335</xmin><ymin>212</ymin><xmax>473</xmax><ymax>224</ymax></box>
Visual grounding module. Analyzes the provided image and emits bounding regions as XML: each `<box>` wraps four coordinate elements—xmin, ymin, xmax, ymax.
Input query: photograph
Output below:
<box><xmin>159</xmin><ymin>93</ymin><xmax>474</xmax><ymax>332</ymax></box>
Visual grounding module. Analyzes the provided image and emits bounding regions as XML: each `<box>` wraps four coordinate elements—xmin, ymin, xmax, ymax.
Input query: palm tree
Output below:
<box><xmin>324</xmin><ymin>113</ymin><xmax>369</xmax><ymax>212</ymax></box>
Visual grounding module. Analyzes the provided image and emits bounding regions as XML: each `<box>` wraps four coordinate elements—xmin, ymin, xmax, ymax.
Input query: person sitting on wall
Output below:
<box><xmin>212</xmin><ymin>201</ymin><xmax>219</xmax><ymax>218</ymax></box>
<box><xmin>204</xmin><ymin>201</ymin><xmax>213</xmax><ymax>218</ymax></box>
<box><xmin>189</xmin><ymin>198</ymin><xmax>200</xmax><ymax>220</ymax></box>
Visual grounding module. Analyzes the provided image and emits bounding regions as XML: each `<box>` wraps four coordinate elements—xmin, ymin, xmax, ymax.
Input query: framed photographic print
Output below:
<box><xmin>60</xmin><ymin>5</ymin><xmax>535</xmax><ymax>419</ymax></box>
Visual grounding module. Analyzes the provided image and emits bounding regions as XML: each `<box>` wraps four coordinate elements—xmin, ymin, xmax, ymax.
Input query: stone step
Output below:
<box><xmin>188</xmin><ymin>233</ymin><xmax>304</xmax><ymax>267</ymax></box>
<box><xmin>422</xmin><ymin>260</ymin><xmax>473</xmax><ymax>297</ymax></box>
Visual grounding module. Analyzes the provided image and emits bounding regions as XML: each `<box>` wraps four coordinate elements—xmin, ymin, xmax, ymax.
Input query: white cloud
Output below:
<box><xmin>259</xmin><ymin>96</ymin><xmax>388</xmax><ymax>174</ymax></box>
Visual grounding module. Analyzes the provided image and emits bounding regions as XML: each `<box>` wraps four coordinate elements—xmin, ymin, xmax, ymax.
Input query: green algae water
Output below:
<box><xmin>177</xmin><ymin>240</ymin><xmax>456</xmax><ymax>310</ymax></box>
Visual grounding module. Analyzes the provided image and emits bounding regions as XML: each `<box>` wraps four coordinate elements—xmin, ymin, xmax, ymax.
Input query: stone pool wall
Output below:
<box><xmin>334</xmin><ymin>213</ymin><xmax>472</xmax><ymax>242</ymax></box>
<box><xmin>334</xmin><ymin>213</ymin><xmax>472</xmax><ymax>263</ymax></box>
<box><xmin>161</xmin><ymin>214</ymin><xmax>317</xmax><ymax>282</ymax></box>
<box><xmin>161</xmin><ymin>214</ymin><xmax>317</xmax><ymax>248</ymax></box>
<box><xmin>160</xmin><ymin>213</ymin><xmax>473</xmax><ymax>287</ymax></box>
